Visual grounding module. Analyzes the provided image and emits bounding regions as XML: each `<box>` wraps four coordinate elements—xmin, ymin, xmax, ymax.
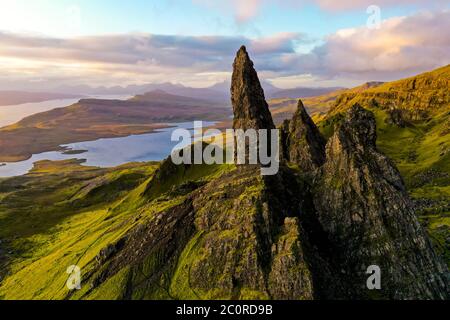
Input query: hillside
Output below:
<box><xmin>130</xmin><ymin>89</ymin><xmax>221</xmax><ymax>107</ymax></box>
<box><xmin>271</xmin><ymin>65</ymin><xmax>449</xmax><ymax>126</ymax></box>
<box><xmin>0</xmin><ymin>91</ymin><xmax>230</xmax><ymax>162</ymax></box>
<box><xmin>269</xmin><ymin>82</ymin><xmax>386</xmax><ymax>124</ymax></box>
<box><xmin>317</xmin><ymin>66</ymin><xmax>450</xmax><ymax>268</ymax></box>
<box><xmin>0</xmin><ymin>47</ymin><xmax>447</xmax><ymax>300</ymax></box>
<box><xmin>330</xmin><ymin>65</ymin><xmax>450</xmax><ymax>118</ymax></box>
<box><xmin>269</xmin><ymin>86</ymin><xmax>344</xmax><ymax>100</ymax></box>
<box><xmin>318</xmin><ymin>65</ymin><xmax>450</xmax><ymax>188</ymax></box>
<box><xmin>270</xmin><ymin>90</ymin><xmax>344</xmax><ymax>124</ymax></box>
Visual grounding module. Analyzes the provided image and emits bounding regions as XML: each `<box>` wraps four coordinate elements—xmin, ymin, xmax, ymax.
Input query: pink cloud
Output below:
<box><xmin>315</xmin><ymin>0</ymin><xmax>445</xmax><ymax>11</ymax></box>
<box><xmin>0</xmin><ymin>10</ymin><xmax>448</xmax><ymax>89</ymax></box>
<box><xmin>308</xmin><ymin>10</ymin><xmax>450</xmax><ymax>78</ymax></box>
<box><xmin>193</xmin><ymin>0</ymin><xmax>301</xmax><ymax>24</ymax></box>
<box><xmin>193</xmin><ymin>0</ymin><xmax>446</xmax><ymax>23</ymax></box>
<box><xmin>234</xmin><ymin>0</ymin><xmax>262</xmax><ymax>23</ymax></box>
<box><xmin>251</xmin><ymin>32</ymin><xmax>303</xmax><ymax>54</ymax></box>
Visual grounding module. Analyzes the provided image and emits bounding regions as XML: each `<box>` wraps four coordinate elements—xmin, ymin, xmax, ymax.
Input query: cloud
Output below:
<box><xmin>192</xmin><ymin>0</ymin><xmax>446</xmax><ymax>23</ymax></box>
<box><xmin>0</xmin><ymin>31</ymin><xmax>303</xmax><ymax>68</ymax></box>
<box><xmin>0</xmin><ymin>10</ymin><xmax>448</xmax><ymax>89</ymax></box>
<box><xmin>314</xmin><ymin>0</ymin><xmax>446</xmax><ymax>11</ymax></box>
<box><xmin>193</xmin><ymin>0</ymin><xmax>261</xmax><ymax>24</ymax></box>
<box><xmin>0</xmin><ymin>31</ymin><xmax>304</xmax><ymax>89</ymax></box>
<box><xmin>233</xmin><ymin>0</ymin><xmax>262</xmax><ymax>24</ymax></box>
<box><xmin>296</xmin><ymin>10</ymin><xmax>450</xmax><ymax>80</ymax></box>
<box><xmin>193</xmin><ymin>0</ymin><xmax>305</xmax><ymax>24</ymax></box>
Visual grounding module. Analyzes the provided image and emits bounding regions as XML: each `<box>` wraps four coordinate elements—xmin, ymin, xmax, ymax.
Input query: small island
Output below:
<box><xmin>62</xmin><ymin>149</ymin><xmax>88</xmax><ymax>155</ymax></box>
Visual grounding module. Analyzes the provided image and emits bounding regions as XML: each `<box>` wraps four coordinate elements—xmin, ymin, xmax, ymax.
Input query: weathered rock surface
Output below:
<box><xmin>313</xmin><ymin>104</ymin><xmax>449</xmax><ymax>299</ymax></box>
<box><xmin>280</xmin><ymin>99</ymin><xmax>326</xmax><ymax>171</ymax></box>
<box><xmin>268</xmin><ymin>217</ymin><xmax>314</xmax><ymax>300</ymax></box>
<box><xmin>231</xmin><ymin>46</ymin><xmax>275</xmax><ymax>131</ymax></box>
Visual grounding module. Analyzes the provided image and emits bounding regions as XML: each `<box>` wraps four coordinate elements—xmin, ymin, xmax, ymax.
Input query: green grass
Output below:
<box><xmin>169</xmin><ymin>231</ymin><xmax>207</xmax><ymax>300</ymax></box>
<box><xmin>0</xmin><ymin>160</ymin><xmax>158</xmax><ymax>299</ymax></box>
<box><xmin>0</xmin><ymin>156</ymin><xmax>236</xmax><ymax>300</ymax></box>
<box><xmin>1</xmin><ymin>104</ymin><xmax>449</xmax><ymax>299</ymax></box>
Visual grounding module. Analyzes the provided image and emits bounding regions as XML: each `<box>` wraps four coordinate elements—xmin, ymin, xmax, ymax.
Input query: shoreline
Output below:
<box><xmin>0</xmin><ymin>123</ymin><xmax>170</xmax><ymax>163</ymax></box>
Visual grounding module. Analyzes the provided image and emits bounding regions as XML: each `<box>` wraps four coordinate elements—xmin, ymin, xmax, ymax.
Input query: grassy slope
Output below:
<box><xmin>0</xmin><ymin>158</ymin><xmax>232</xmax><ymax>299</ymax></box>
<box><xmin>375</xmin><ymin>109</ymin><xmax>450</xmax><ymax>266</ymax></box>
<box><xmin>79</xmin><ymin>161</ymin><xmax>233</xmax><ymax>300</ymax></box>
<box><xmin>330</xmin><ymin>65</ymin><xmax>450</xmax><ymax>117</ymax></box>
<box><xmin>269</xmin><ymin>82</ymin><xmax>386</xmax><ymax>125</ymax></box>
<box><xmin>0</xmin><ymin>160</ymin><xmax>160</xmax><ymax>299</ymax></box>
<box><xmin>269</xmin><ymin>90</ymin><xmax>345</xmax><ymax>125</ymax></box>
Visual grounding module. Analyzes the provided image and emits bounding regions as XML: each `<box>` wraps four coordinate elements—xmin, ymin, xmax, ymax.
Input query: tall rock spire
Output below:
<box><xmin>231</xmin><ymin>46</ymin><xmax>275</xmax><ymax>131</ymax></box>
<box><xmin>280</xmin><ymin>99</ymin><xmax>326</xmax><ymax>171</ymax></box>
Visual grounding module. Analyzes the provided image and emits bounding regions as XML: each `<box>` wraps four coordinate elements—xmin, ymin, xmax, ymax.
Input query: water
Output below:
<box><xmin>0</xmin><ymin>95</ymin><xmax>132</xmax><ymax>128</ymax></box>
<box><xmin>0</xmin><ymin>122</ymin><xmax>216</xmax><ymax>178</ymax></box>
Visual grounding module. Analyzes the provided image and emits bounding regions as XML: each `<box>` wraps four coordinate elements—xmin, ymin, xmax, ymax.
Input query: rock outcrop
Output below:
<box><xmin>314</xmin><ymin>104</ymin><xmax>448</xmax><ymax>299</ymax></box>
<box><xmin>231</xmin><ymin>46</ymin><xmax>275</xmax><ymax>131</ymax></box>
<box><xmin>280</xmin><ymin>99</ymin><xmax>326</xmax><ymax>171</ymax></box>
<box><xmin>82</xmin><ymin>48</ymin><xmax>448</xmax><ymax>301</ymax></box>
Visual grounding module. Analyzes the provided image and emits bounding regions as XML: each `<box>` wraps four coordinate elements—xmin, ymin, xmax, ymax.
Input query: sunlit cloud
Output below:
<box><xmin>0</xmin><ymin>31</ymin><xmax>306</xmax><ymax>89</ymax></box>
<box><xmin>0</xmin><ymin>9</ymin><xmax>448</xmax><ymax>90</ymax></box>
<box><xmin>192</xmin><ymin>0</ymin><xmax>445</xmax><ymax>23</ymax></box>
<box><xmin>298</xmin><ymin>10</ymin><xmax>450</xmax><ymax>79</ymax></box>
<box><xmin>314</xmin><ymin>0</ymin><xmax>445</xmax><ymax>11</ymax></box>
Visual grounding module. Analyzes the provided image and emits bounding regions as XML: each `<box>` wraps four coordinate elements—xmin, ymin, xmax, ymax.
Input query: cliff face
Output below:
<box><xmin>314</xmin><ymin>105</ymin><xmax>448</xmax><ymax>299</ymax></box>
<box><xmin>231</xmin><ymin>46</ymin><xmax>275</xmax><ymax>131</ymax></box>
<box><xmin>82</xmin><ymin>161</ymin><xmax>325</xmax><ymax>299</ymax></box>
<box><xmin>80</xmin><ymin>48</ymin><xmax>448</xmax><ymax>300</ymax></box>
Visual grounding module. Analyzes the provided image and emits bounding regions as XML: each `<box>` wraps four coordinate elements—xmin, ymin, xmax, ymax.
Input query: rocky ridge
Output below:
<box><xmin>329</xmin><ymin>65</ymin><xmax>450</xmax><ymax>122</ymax></box>
<box><xmin>81</xmin><ymin>47</ymin><xmax>448</xmax><ymax>300</ymax></box>
<box><xmin>314</xmin><ymin>104</ymin><xmax>448</xmax><ymax>299</ymax></box>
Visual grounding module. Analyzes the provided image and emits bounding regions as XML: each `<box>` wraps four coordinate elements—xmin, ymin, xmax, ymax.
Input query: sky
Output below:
<box><xmin>0</xmin><ymin>0</ymin><xmax>449</xmax><ymax>90</ymax></box>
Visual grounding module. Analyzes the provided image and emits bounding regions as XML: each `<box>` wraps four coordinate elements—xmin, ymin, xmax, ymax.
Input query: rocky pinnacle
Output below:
<box><xmin>280</xmin><ymin>99</ymin><xmax>326</xmax><ymax>171</ymax></box>
<box><xmin>314</xmin><ymin>104</ymin><xmax>449</xmax><ymax>299</ymax></box>
<box><xmin>231</xmin><ymin>46</ymin><xmax>275</xmax><ymax>131</ymax></box>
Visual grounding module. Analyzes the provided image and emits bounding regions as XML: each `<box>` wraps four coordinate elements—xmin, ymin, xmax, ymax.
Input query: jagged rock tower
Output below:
<box><xmin>280</xmin><ymin>99</ymin><xmax>326</xmax><ymax>171</ymax></box>
<box><xmin>231</xmin><ymin>46</ymin><xmax>275</xmax><ymax>131</ymax></box>
<box><xmin>314</xmin><ymin>105</ymin><xmax>448</xmax><ymax>299</ymax></box>
<box><xmin>231</xmin><ymin>46</ymin><xmax>276</xmax><ymax>166</ymax></box>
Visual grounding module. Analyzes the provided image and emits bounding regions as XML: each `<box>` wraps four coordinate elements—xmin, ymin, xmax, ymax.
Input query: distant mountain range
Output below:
<box><xmin>1</xmin><ymin>80</ymin><xmax>345</xmax><ymax>106</ymax></box>
<box><xmin>0</xmin><ymin>91</ymin><xmax>82</xmax><ymax>106</ymax></box>
<box><xmin>53</xmin><ymin>82</ymin><xmax>229</xmax><ymax>103</ymax></box>
<box><xmin>53</xmin><ymin>81</ymin><xmax>344</xmax><ymax>103</ymax></box>
<box><xmin>131</xmin><ymin>89</ymin><xmax>224</xmax><ymax>107</ymax></box>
